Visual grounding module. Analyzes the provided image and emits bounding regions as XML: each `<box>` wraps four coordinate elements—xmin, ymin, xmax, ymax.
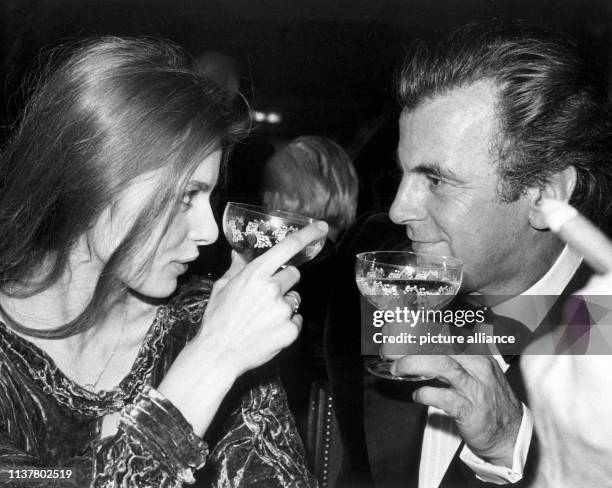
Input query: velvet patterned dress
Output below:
<box><xmin>0</xmin><ymin>278</ymin><xmax>317</xmax><ymax>487</ymax></box>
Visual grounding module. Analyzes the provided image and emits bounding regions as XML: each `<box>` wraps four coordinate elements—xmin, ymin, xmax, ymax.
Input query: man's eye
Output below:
<box><xmin>428</xmin><ymin>175</ymin><xmax>443</xmax><ymax>187</ymax></box>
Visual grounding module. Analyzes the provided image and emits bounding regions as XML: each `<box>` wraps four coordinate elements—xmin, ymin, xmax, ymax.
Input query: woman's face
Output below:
<box><xmin>89</xmin><ymin>150</ymin><xmax>222</xmax><ymax>298</ymax></box>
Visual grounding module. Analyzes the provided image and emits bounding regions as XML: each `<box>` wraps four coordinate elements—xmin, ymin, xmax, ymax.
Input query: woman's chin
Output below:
<box><xmin>130</xmin><ymin>276</ymin><xmax>179</xmax><ymax>301</ymax></box>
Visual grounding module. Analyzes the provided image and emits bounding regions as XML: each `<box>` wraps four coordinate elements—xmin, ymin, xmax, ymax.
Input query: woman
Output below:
<box><xmin>0</xmin><ymin>37</ymin><xmax>325</xmax><ymax>487</ymax></box>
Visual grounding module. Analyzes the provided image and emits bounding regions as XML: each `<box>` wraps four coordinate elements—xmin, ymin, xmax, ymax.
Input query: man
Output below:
<box><xmin>325</xmin><ymin>22</ymin><xmax>612</xmax><ymax>487</ymax></box>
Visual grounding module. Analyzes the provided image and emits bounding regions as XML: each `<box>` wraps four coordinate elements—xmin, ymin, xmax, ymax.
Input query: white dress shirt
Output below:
<box><xmin>418</xmin><ymin>246</ymin><xmax>582</xmax><ymax>488</ymax></box>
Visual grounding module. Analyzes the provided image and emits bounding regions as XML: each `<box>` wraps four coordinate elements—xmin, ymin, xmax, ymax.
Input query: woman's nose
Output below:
<box><xmin>389</xmin><ymin>174</ymin><xmax>428</xmax><ymax>224</ymax></box>
<box><xmin>188</xmin><ymin>201</ymin><xmax>219</xmax><ymax>245</ymax></box>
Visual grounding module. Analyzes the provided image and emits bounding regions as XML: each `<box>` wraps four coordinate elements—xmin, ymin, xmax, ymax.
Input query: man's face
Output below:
<box><xmin>390</xmin><ymin>80</ymin><xmax>546</xmax><ymax>295</ymax></box>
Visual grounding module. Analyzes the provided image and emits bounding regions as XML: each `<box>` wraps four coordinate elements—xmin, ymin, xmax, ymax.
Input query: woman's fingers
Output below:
<box><xmin>284</xmin><ymin>290</ymin><xmax>302</xmax><ymax>314</ymax></box>
<box><xmin>540</xmin><ymin>198</ymin><xmax>612</xmax><ymax>274</ymax></box>
<box><xmin>199</xmin><ymin>223</ymin><xmax>322</xmax><ymax>377</ymax></box>
<box><xmin>251</xmin><ymin>221</ymin><xmax>328</xmax><ymax>275</ymax></box>
<box><xmin>272</xmin><ymin>266</ymin><xmax>301</xmax><ymax>295</ymax></box>
<box><xmin>210</xmin><ymin>251</ymin><xmax>248</xmax><ymax>296</ymax></box>
<box><xmin>225</xmin><ymin>251</ymin><xmax>248</xmax><ymax>279</ymax></box>
<box><xmin>290</xmin><ymin>313</ymin><xmax>303</xmax><ymax>335</ymax></box>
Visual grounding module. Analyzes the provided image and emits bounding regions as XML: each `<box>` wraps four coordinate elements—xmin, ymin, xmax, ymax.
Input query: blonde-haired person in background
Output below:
<box><xmin>262</xmin><ymin>135</ymin><xmax>358</xmax><ymax>244</ymax></box>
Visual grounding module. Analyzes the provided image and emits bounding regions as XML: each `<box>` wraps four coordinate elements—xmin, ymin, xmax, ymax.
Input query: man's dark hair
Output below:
<box><xmin>397</xmin><ymin>21</ymin><xmax>612</xmax><ymax>231</ymax></box>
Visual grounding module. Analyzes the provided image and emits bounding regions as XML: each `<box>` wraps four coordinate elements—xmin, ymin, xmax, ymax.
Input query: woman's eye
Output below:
<box><xmin>182</xmin><ymin>190</ymin><xmax>199</xmax><ymax>206</ymax></box>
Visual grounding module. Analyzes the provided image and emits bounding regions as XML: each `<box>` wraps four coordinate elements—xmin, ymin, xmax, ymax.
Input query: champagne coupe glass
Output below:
<box><xmin>222</xmin><ymin>202</ymin><xmax>327</xmax><ymax>265</ymax></box>
<box><xmin>355</xmin><ymin>251</ymin><xmax>463</xmax><ymax>381</ymax></box>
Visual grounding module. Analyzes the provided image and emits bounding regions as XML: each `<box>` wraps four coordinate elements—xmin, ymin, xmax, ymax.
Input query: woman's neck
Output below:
<box><xmin>0</xmin><ymin>239</ymin><xmax>159</xmax><ymax>390</ymax></box>
<box><xmin>0</xmin><ymin>236</ymin><xmax>155</xmax><ymax>349</ymax></box>
<box><xmin>1</xmin><ymin>236</ymin><xmax>101</xmax><ymax>324</ymax></box>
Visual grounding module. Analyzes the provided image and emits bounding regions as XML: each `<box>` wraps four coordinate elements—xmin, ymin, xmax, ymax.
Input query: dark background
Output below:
<box><xmin>2</xmin><ymin>0</ymin><xmax>610</xmax><ymax>141</ymax></box>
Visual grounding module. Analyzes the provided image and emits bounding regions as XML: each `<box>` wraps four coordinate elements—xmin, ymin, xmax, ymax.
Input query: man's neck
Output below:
<box><xmin>471</xmin><ymin>237</ymin><xmax>567</xmax><ymax>306</ymax></box>
<box><xmin>491</xmin><ymin>244</ymin><xmax>582</xmax><ymax>329</ymax></box>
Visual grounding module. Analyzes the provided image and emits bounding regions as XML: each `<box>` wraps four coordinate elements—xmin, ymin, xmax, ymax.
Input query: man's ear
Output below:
<box><xmin>527</xmin><ymin>166</ymin><xmax>577</xmax><ymax>230</ymax></box>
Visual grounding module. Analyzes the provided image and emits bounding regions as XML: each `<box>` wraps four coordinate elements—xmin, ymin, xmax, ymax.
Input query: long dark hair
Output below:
<box><xmin>0</xmin><ymin>37</ymin><xmax>248</xmax><ymax>338</ymax></box>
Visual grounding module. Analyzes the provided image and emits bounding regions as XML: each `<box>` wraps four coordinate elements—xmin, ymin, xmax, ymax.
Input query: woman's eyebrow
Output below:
<box><xmin>187</xmin><ymin>181</ymin><xmax>212</xmax><ymax>192</ymax></box>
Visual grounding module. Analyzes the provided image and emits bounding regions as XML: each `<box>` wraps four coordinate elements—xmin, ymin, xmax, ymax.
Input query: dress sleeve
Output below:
<box><xmin>94</xmin><ymin>386</ymin><xmax>208</xmax><ymax>487</ymax></box>
<box><xmin>208</xmin><ymin>366</ymin><xmax>318</xmax><ymax>488</ymax></box>
<box><xmin>0</xmin><ymin>386</ymin><xmax>207</xmax><ymax>488</ymax></box>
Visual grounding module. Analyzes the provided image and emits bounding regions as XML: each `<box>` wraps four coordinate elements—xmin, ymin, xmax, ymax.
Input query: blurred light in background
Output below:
<box><xmin>267</xmin><ymin>112</ymin><xmax>282</xmax><ymax>124</ymax></box>
<box><xmin>253</xmin><ymin>110</ymin><xmax>266</xmax><ymax>122</ymax></box>
<box><xmin>251</xmin><ymin>110</ymin><xmax>283</xmax><ymax>124</ymax></box>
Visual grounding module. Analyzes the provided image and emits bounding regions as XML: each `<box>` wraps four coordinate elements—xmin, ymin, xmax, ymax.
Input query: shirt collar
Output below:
<box><xmin>490</xmin><ymin>245</ymin><xmax>583</xmax><ymax>331</ymax></box>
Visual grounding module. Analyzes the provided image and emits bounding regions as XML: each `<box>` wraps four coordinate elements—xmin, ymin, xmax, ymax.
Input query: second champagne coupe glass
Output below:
<box><xmin>355</xmin><ymin>251</ymin><xmax>463</xmax><ymax>381</ymax></box>
<box><xmin>222</xmin><ymin>202</ymin><xmax>327</xmax><ymax>265</ymax></box>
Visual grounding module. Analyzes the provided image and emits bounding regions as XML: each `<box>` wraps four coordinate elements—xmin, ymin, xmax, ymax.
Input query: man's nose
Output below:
<box><xmin>389</xmin><ymin>174</ymin><xmax>428</xmax><ymax>224</ymax></box>
<box><xmin>188</xmin><ymin>203</ymin><xmax>219</xmax><ymax>246</ymax></box>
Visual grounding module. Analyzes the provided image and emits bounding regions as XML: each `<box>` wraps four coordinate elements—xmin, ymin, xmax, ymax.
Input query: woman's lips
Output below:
<box><xmin>170</xmin><ymin>261</ymin><xmax>189</xmax><ymax>274</ymax></box>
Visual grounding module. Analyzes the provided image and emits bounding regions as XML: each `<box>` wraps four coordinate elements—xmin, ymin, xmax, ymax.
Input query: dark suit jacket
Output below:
<box><xmin>325</xmin><ymin>213</ymin><xmax>593</xmax><ymax>488</ymax></box>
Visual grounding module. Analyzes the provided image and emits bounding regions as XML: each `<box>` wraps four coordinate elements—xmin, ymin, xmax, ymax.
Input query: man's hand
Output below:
<box><xmin>392</xmin><ymin>355</ymin><xmax>522</xmax><ymax>467</ymax></box>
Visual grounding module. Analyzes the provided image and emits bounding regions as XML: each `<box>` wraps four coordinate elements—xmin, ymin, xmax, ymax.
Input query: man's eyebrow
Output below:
<box><xmin>414</xmin><ymin>163</ymin><xmax>447</xmax><ymax>178</ymax></box>
<box><xmin>396</xmin><ymin>157</ymin><xmax>461</xmax><ymax>181</ymax></box>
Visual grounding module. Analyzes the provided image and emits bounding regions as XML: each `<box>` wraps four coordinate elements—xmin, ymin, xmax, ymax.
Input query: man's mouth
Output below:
<box><xmin>410</xmin><ymin>241</ymin><xmax>447</xmax><ymax>255</ymax></box>
<box><xmin>410</xmin><ymin>240</ymin><xmax>439</xmax><ymax>246</ymax></box>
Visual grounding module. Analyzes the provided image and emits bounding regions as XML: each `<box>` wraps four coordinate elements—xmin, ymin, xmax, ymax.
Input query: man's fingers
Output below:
<box><xmin>251</xmin><ymin>221</ymin><xmax>328</xmax><ymax>274</ymax></box>
<box><xmin>392</xmin><ymin>355</ymin><xmax>471</xmax><ymax>387</ymax></box>
<box><xmin>451</xmin><ymin>355</ymin><xmax>498</xmax><ymax>378</ymax></box>
<box><xmin>540</xmin><ymin>198</ymin><xmax>612</xmax><ymax>274</ymax></box>
<box><xmin>413</xmin><ymin>386</ymin><xmax>469</xmax><ymax>419</ymax></box>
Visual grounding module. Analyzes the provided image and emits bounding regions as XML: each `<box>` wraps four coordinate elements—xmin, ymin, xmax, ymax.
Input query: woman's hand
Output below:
<box><xmin>195</xmin><ymin>222</ymin><xmax>327</xmax><ymax>376</ymax></box>
<box><xmin>158</xmin><ymin>221</ymin><xmax>328</xmax><ymax>436</ymax></box>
